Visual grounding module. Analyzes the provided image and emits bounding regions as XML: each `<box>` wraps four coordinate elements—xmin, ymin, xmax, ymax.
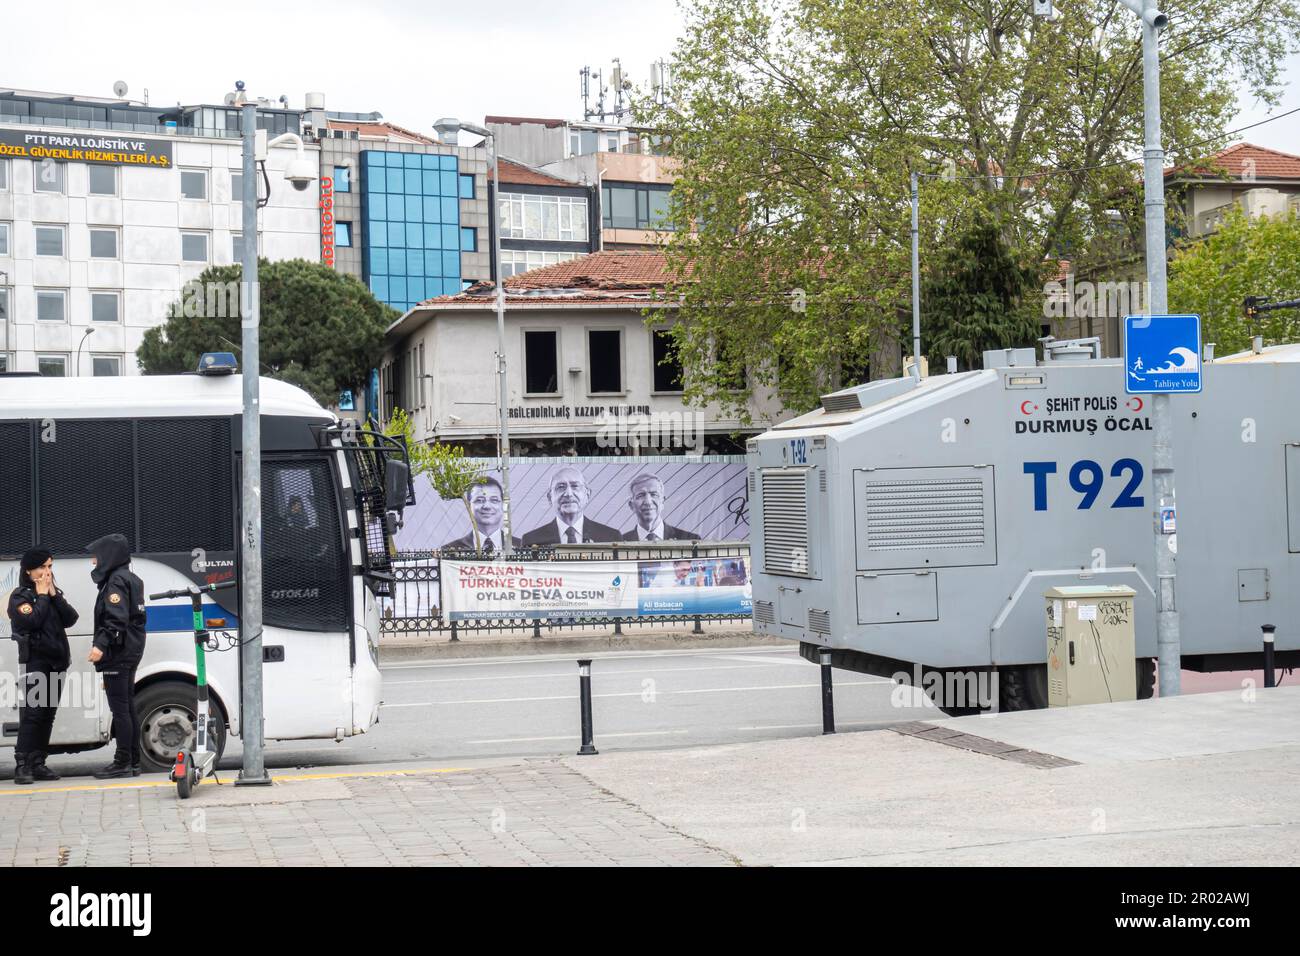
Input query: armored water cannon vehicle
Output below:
<box><xmin>747</xmin><ymin>337</ymin><xmax>1300</xmax><ymax>711</ymax></box>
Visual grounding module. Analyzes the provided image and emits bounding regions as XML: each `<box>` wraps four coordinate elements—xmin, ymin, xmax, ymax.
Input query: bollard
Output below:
<box><xmin>449</xmin><ymin>619</ymin><xmax>459</xmax><ymax>643</ymax></box>
<box><xmin>1262</xmin><ymin>624</ymin><xmax>1277</xmax><ymax>689</ymax></box>
<box><xmin>818</xmin><ymin>646</ymin><xmax>835</xmax><ymax>734</ymax></box>
<box><xmin>532</xmin><ymin>619</ymin><xmax>542</xmax><ymax>640</ymax></box>
<box><xmin>576</xmin><ymin>659</ymin><xmax>599</xmax><ymax>755</ymax></box>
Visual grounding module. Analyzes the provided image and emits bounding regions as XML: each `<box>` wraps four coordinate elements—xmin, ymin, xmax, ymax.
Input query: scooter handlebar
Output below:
<box><xmin>148</xmin><ymin>580</ymin><xmax>238</xmax><ymax>601</ymax></box>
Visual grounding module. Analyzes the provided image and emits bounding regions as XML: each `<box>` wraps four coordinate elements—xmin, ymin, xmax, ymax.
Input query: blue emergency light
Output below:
<box><xmin>197</xmin><ymin>352</ymin><xmax>239</xmax><ymax>376</ymax></box>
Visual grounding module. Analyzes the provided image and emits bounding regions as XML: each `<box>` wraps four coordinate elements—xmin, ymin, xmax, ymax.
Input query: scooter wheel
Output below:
<box><xmin>176</xmin><ymin>773</ymin><xmax>192</xmax><ymax>800</ymax></box>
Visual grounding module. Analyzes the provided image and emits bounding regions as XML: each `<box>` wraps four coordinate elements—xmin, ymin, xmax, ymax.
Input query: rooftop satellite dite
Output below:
<box><xmin>112</xmin><ymin>80</ymin><xmax>128</xmax><ymax>99</ymax></box>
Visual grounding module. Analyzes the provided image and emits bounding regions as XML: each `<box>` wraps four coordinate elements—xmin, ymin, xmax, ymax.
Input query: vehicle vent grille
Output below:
<box><xmin>821</xmin><ymin>393</ymin><xmax>862</xmax><ymax>413</ymax></box>
<box><xmin>754</xmin><ymin>600</ymin><xmax>775</xmax><ymax>624</ymax></box>
<box><xmin>808</xmin><ymin>608</ymin><xmax>831</xmax><ymax>633</ymax></box>
<box><xmin>863</xmin><ymin>477</ymin><xmax>986</xmax><ymax>551</ymax></box>
<box><xmin>819</xmin><ymin>469</ymin><xmax>827</xmax><ymax>493</ymax></box>
<box><xmin>762</xmin><ymin>470</ymin><xmax>810</xmax><ymax>575</ymax></box>
<box><xmin>748</xmin><ymin>472</ymin><xmax>756</xmax><ymax>494</ymax></box>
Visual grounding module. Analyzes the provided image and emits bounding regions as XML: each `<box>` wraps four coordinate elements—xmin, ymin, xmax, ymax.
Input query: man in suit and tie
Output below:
<box><xmin>442</xmin><ymin>476</ymin><xmax>522</xmax><ymax>553</ymax></box>
<box><xmin>521</xmin><ymin>465</ymin><xmax>621</xmax><ymax>545</ymax></box>
<box><xmin>621</xmin><ymin>473</ymin><xmax>700</xmax><ymax>541</ymax></box>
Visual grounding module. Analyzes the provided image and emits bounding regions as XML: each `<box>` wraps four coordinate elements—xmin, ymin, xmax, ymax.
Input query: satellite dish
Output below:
<box><xmin>224</xmin><ymin>92</ymin><xmax>237</xmax><ymax>106</ymax></box>
<box><xmin>112</xmin><ymin>80</ymin><xmax>129</xmax><ymax>99</ymax></box>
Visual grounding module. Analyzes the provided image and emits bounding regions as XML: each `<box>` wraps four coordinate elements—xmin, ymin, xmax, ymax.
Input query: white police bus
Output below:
<box><xmin>0</xmin><ymin>355</ymin><xmax>411</xmax><ymax>771</ymax></box>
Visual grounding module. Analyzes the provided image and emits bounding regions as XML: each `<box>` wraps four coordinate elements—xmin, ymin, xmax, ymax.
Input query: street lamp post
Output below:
<box><xmin>1117</xmin><ymin>0</ymin><xmax>1181</xmax><ymax>696</ymax></box>
<box><xmin>434</xmin><ymin>118</ymin><xmax>513</xmax><ymax>555</ymax></box>
<box><xmin>75</xmin><ymin>327</ymin><xmax>95</xmax><ymax>377</ymax></box>
<box><xmin>234</xmin><ymin>86</ymin><xmax>318</xmax><ymax>785</ymax></box>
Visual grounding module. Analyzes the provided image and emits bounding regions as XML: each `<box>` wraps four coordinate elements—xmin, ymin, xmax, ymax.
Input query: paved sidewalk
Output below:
<box><xmin>4</xmin><ymin>686</ymin><xmax>1295</xmax><ymax>867</ymax></box>
<box><xmin>0</xmin><ymin>760</ymin><xmax>732</xmax><ymax>867</ymax></box>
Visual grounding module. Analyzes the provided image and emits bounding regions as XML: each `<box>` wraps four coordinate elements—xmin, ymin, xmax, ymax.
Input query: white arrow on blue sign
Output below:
<box><xmin>1123</xmin><ymin>314</ymin><xmax>1203</xmax><ymax>395</ymax></box>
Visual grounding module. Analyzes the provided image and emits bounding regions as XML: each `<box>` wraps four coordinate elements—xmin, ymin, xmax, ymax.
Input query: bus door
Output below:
<box><xmin>252</xmin><ymin>457</ymin><xmax>354</xmax><ymax>739</ymax></box>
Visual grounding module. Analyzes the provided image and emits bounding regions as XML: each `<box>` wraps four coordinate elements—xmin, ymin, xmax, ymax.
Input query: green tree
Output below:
<box><xmin>641</xmin><ymin>0</ymin><xmax>1299</xmax><ymax>413</ymax></box>
<box><xmin>384</xmin><ymin>409</ymin><xmax>487</xmax><ymax>548</ymax></box>
<box><xmin>138</xmin><ymin>259</ymin><xmax>397</xmax><ymax>406</ymax></box>
<box><xmin>1169</xmin><ymin>208</ymin><xmax>1300</xmax><ymax>354</ymax></box>
<box><xmin>923</xmin><ymin>212</ymin><xmax>1043</xmax><ymax>370</ymax></box>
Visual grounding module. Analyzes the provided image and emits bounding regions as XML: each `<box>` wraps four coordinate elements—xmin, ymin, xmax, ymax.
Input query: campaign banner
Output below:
<box><xmin>395</xmin><ymin>456</ymin><xmax>750</xmax><ymax>551</ymax></box>
<box><xmin>441</xmin><ymin>556</ymin><xmax>752</xmax><ymax>621</ymax></box>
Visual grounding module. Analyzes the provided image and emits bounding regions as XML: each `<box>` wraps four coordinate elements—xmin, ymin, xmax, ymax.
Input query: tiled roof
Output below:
<box><xmin>415</xmin><ymin>251</ymin><xmax>676</xmax><ymax>308</ymax></box>
<box><xmin>484</xmin><ymin>115</ymin><xmax>566</xmax><ymax>129</ymax></box>
<box><xmin>325</xmin><ymin>119</ymin><xmax>436</xmax><ymax>145</ymax></box>
<box><xmin>1166</xmin><ymin>142</ymin><xmax>1300</xmax><ymax>181</ymax></box>
<box><xmin>493</xmin><ymin>158</ymin><xmax>580</xmax><ymax>187</ymax></box>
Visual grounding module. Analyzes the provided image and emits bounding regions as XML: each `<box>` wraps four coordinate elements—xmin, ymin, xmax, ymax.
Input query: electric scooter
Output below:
<box><xmin>146</xmin><ymin>580</ymin><xmax>236</xmax><ymax>799</ymax></box>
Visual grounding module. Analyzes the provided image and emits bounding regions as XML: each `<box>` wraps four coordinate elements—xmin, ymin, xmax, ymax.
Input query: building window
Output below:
<box><xmin>606</xmin><ymin>135</ymin><xmax>619</xmax><ymax>152</ymax></box>
<box><xmin>0</xmin><ymin>222</ymin><xmax>9</xmax><ymax>256</ymax></box>
<box><xmin>498</xmin><ymin>193</ymin><xmax>588</xmax><ymax>242</ymax></box>
<box><xmin>0</xmin><ymin>289</ymin><xmax>8</xmax><ymax>325</ymax></box>
<box><xmin>181</xmin><ymin>232</ymin><xmax>209</xmax><ymax>263</ymax></box>
<box><xmin>37</xmin><ymin>355</ymin><xmax>67</xmax><ymax>377</ymax></box>
<box><xmin>89</xmin><ymin>227</ymin><xmax>119</xmax><ymax>259</ymax></box>
<box><xmin>524</xmin><ymin>330</ymin><xmax>559</xmax><ymax>394</ymax></box>
<box><xmin>499</xmin><ymin>249</ymin><xmax>581</xmax><ymax>277</ymax></box>
<box><xmin>602</xmin><ymin>183</ymin><xmax>673</xmax><ymax>230</ymax></box>
<box><xmin>88</xmin><ymin>165</ymin><xmax>117</xmax><ymax>196</ymax></box>
<box><xmin>231</xmin><ymin>171</ymin><xmax>244</xmax><ymax>201</ymax></box>
<box><xmin>36</xmin><ymin>290</ymin><xmax>67</xmax><ymax>322</ymax></box>
<box><xmin>587</xmin><ymin>329</ymin><xmax>623</xmax><ymax>394</ymax></box>
<box><xmin>0</xmin><ymin>159</ymin><xmax>8</xmax><ymax>190</ymax></box>
<box><xmin>334</xmin><ymin>166</ymin><xmax>351</xmax><ymax>192</ymax></box>
<box><xmin>460</xmin><ymin>227</ymin><xmax>476</xmax><ymax>252</ymax></box>
<box><xmin>459</xmin><ymin>174</ymin><xmax>475</xmax><ymax>199</ymax></box>
<box><xmin>32</xmin><ymin>160</ymin><xmax>65</xmax><ymax>193</ymax></box>
<box><xmin>336</xmin><ymin>221</ymin><xmax>352</xmax><ymax>247</ymax></box>
<box><xmin>91</xmin><ymin>291</ymin><xmax>120</xmax><ymax>323</ymax></box>
<box><xmin>92</xmin><ymin>355</ymin><xmax>121</xmax><ymax>377</ymax></box>
<box><xmin>35</xmin><ymin>224</ymin><xmax>65</xmax><ymax>257</ymax></box>
<box><xmin>568</xmin><ymin>129</ymin><xmax>598</xmax><ymax>157</ymax></box>
<box><xmin>652</xmin><ymin>328</ymin><xmax>684</xmax><ymax>393</ymax></box>
<box><xmin>180</xmin><ymin>169</ymin><xmax>208</xmax><ymax>200</ymax></box>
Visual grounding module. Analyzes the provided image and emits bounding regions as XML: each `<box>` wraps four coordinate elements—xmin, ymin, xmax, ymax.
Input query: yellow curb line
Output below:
<box><xmin>0</xmin><ymin>766</ymin><xmax>472</xmax><ymax>798</ymax></box>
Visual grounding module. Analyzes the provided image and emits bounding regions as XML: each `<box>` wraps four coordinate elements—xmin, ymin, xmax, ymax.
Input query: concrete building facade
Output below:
<box><xmin>0</xmin><ymin>88</ymin><xmax>319</xmax><ymax>377</ymax></box>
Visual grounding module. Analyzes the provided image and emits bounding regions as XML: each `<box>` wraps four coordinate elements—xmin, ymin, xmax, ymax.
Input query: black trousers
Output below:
<box><xmin>16</xmin><ymin>661</ymin><xmax>64</xmax><ymax>757</ymax></box>
<box><xmin>102</xmin><ymin>666</ymin><xmax>140</xmax><ymax>764</ymax></box>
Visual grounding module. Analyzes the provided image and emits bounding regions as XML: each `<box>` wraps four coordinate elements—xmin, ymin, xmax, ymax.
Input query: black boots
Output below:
<box><xmin>93</xmin><ymin>758</ymin><xmax>136</xmax><ymax>779</ymax></box>
<box><xmin>13</xmin><ymin>753</ymin><xmax>34</xmax><ymax>786</ymax></box>
<box><xmin>28</xmin><ymin>754</ymin><xmax>60</xmax><ymax>781</ymax></box>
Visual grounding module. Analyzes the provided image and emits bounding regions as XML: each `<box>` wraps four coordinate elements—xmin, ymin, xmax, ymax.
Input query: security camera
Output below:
<box><xmin>1032</xmin><ymin>0</ymin><xmax>1054</xmax><ymax>16</ymax></box>
<box><xmin>284</xmin><ymin>155</ymin><xmax>317</xmax><ymax>191</ymax></box>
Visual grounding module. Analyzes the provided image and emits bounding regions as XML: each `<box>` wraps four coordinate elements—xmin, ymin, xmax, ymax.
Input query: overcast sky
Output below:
<box><xmin>2</xmin><ymin>0</ymin><xmax>1297</xmax><ymax>154</ymax></box>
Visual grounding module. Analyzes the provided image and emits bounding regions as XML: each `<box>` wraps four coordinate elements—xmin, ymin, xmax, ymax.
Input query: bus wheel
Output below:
<box><xmin>1137</xmin><ymin>658</ymin><xmax>1156</xmax><ymax>699</ymax></box>
<box><xmin>999</xmin><ymin>666</ymin><xmax>1049</xmax><ymax>712</ymax></box>
<box><xmin>134</xmin><ymin>682</ymin><xmax>228</xmax><ymax>774</ymax></box>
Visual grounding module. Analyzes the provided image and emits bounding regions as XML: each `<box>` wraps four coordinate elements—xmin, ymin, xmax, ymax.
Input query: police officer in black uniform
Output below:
<box><xmin>85</xmin><ymin>534</ymin><xmax>147</xmax><ymax>779</ymax></box>
<box><xmin>6</xmin><ymin>548</ymin><xmax>78</xmax><ymax>785</ymax></box>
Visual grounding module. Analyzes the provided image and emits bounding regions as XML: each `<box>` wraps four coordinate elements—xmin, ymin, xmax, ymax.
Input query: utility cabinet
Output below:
<box><xmin>1044</xmin><ymin>585</ymin><xmax>1137</xmax><ymax>707</ymax></box>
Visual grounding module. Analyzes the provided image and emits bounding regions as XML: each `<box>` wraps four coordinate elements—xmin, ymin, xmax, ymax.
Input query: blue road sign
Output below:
<box><xmin>1123</xmin><ymin>314</ymin><xmax>1203</xmax><ymax>394</ymax></box>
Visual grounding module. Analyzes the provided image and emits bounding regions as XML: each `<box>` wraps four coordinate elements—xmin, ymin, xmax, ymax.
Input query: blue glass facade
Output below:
<box><xmin>361</xmin><ymin>150</ymin><xmax>463</xmax><ymax>311</ymax></box>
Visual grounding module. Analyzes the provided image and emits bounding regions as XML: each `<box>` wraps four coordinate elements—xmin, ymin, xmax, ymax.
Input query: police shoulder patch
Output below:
<box><xmin>109</xmin><ymin>592</ymin><xmax>122</xmax><ymax>605</ymax></box>
<box><xmin>18</xmin><ymin>602</ymin><xmax>33</xmax><ymax>615</ymax></box>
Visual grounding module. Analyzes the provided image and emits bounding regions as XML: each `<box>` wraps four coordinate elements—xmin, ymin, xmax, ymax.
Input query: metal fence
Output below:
<box><xmin>382</xmin><ymin>542</ymin><xmax>753</xmax><ymax>639</ymax></box>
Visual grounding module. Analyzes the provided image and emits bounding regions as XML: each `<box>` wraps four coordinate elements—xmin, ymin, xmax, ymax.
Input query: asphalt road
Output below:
<box><xmin>15</xmin><ymin>648</ymin><xmax>1281</xmax><ymax>780</ymax></box>
<box><xmin>32</xmin><ymin>646</ymin><xmax>912</xmax><ymax>778</ymax></box>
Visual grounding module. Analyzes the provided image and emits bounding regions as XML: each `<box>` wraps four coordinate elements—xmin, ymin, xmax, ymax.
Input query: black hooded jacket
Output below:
<box><xmin>6</xmin><ymin>583</ymin><xmax>78</xmax><ymax>671</ymax></box>
<box><xmin>87</xmin><ymin>534</ymin><xmax>147</xmax><ymax>671</ymax></box>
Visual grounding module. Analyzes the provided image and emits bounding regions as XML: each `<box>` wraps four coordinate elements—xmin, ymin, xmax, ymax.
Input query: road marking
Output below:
<box><xmin>384</xmin><ymin>679</ymin><xmax>885</xmax><ymax>707</ymax></box>
<box><xmin>468</xmin><ymin>730</ymin><xmax>689</xmax><ymax>745</ymax></box>
<box><xmin>738</xmin><ymin>722</ymin><xmax>884</xmax><ymax>731</ymax></box>
<box><xmin>0</xmin><ymin>766</ymin><xmax>471</xmax><ymax>798</ymax></box>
